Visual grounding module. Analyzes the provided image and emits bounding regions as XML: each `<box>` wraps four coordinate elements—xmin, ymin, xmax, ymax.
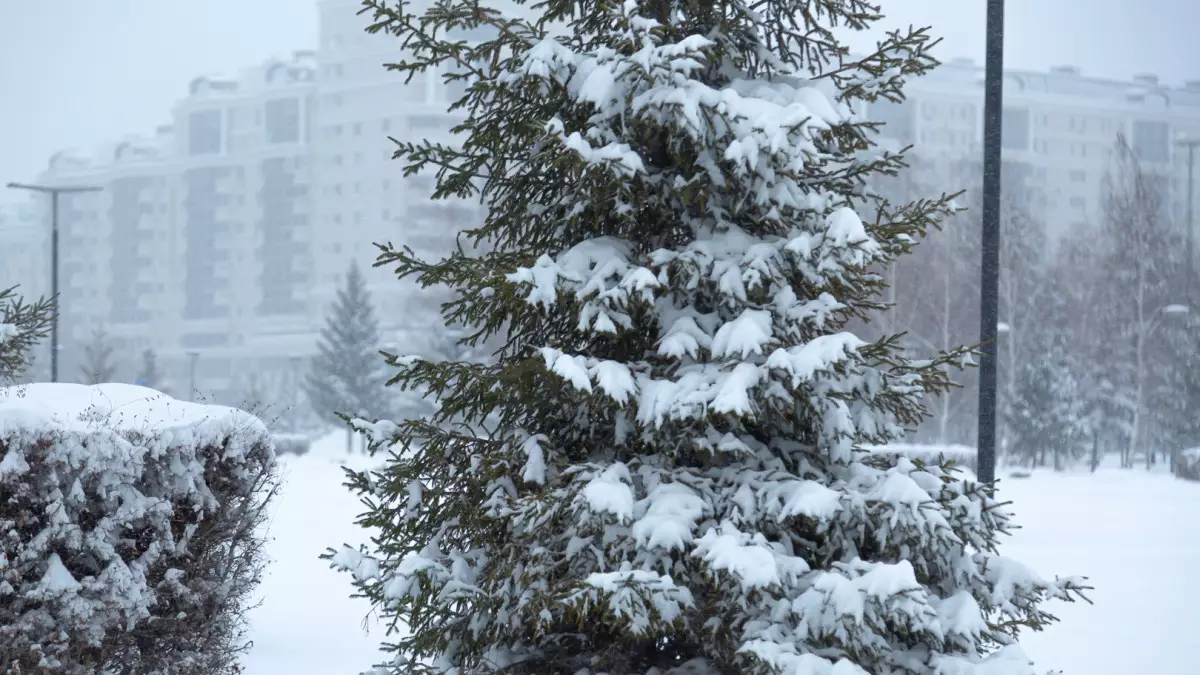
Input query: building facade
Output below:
<box><xmin>872</xmin><ymin>58</ymin><xmax>1200</xmax><ymax>244</ymax></box>
<box><xmin>30</xmin><ymin>53</ymin><xmax>321</xmax><ymax>397</ymax></box>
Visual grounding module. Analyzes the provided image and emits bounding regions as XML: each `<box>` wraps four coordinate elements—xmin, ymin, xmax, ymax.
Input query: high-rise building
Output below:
<box><xmin>30</xmin><ymin>52</ymin><xmax>319</xmax><ymax>395</ymax></box>
<box><xmin>312</xmin><ymin>0</ymin><xmax>484</xmax><ymax>321</ymax></box>
<box><xmin>872</xmin><ymin>59</ymin><xmax>1200</xmax><ymax>244</ymax></box>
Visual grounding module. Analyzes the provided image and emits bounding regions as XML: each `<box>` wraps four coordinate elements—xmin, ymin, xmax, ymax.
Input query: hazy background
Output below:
<box><xmin>2</xmin><ymin>0</ymin><xmax>1198</xmax><ymax>205</ymax></box>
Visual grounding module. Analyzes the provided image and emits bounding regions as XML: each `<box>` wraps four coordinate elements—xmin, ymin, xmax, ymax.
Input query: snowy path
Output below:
<box><xmin>241</xmin><ymin>453</ymin><xmax>383</xmax><ymax>675</ymax></box>
<box><xmin>243</xmin><ymin>442</ymin><xmax>1200</xmax><ymax>674</ymax></box>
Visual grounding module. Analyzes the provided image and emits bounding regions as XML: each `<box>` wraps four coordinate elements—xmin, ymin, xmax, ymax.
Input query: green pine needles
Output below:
<box><xmin>325</xmin><ymin>1</ymin><xmax>1089</xmax><ymax>673</ymax></box>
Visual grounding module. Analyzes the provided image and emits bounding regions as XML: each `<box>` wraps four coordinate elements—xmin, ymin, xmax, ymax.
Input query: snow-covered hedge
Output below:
<box><xmin>1177</xmin><ymin>447</ymin><xmax>1200</xmax><ymax>482</ymax></box>
<box><xmin>864</xmin><ymin>443</ymin><xmax>978</xmax><ymax>474</ymax></box>
<box><xmin>0</xmin><ymin>384</ymin><xmax>278</xmax><ymax>675</ymax></box>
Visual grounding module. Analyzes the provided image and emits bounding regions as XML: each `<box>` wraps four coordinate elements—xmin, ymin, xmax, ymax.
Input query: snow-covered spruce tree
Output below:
<box><xmin>0</xmin><ymin>285</ymin><xmax>54</xmax><ymax>382</ymax></box>
<box><xmin>328</xmin><ymin>1</ymin><xmax>1088</xmax><ymax>673</ymax></box>
<box><xmin>1004</xmin><ymin>336</ymin><xmax>1085</xmax><ymax>470</ymax></box>
<box><xmin>305</xmin><ymin>261</ymin><xmax>393</xmax><ymax>451</ymax></box>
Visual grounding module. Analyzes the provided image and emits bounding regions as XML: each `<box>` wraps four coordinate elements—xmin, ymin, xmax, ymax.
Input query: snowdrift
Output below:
<box><xmin>0</xmin><ymin>383</ymin><xmax>277</xmax><ymax>674</ymax></box>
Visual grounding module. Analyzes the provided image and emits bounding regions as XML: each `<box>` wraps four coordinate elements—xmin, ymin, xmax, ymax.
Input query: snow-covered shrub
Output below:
<box><xmin>0</xmin><ymin>383</ymin><xmax>277</xmax><ymax>675</ymax></box>
<box><xmin>1176</xmin><ymin>447</ymin><xmax>1200</xmax><ymax>482</ymax></box>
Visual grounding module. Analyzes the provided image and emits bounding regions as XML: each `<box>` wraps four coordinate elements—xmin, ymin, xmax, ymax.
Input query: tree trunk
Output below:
<box><xmin>346</xmin><ymin>427</ymin><xmax>354</xmax><ymax>454</ymax></box>
<box><xmin>1090</xmin><ymin>433</ymin><xmax>1100</xmax><ymax>472</ymax></box>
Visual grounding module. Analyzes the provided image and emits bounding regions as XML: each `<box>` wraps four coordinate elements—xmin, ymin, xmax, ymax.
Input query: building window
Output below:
<box><xmin>265</xmin><ymin>97</ymin><xmax>301</xmax><ymax>144</ymax></box>
<box><xmin>1132</xmin><ymin>119</ymin><xmax>1170</xmax><ymax>163</ymax></box>
<box><xmin>1070</xmin><ymin>169</ymin><xmax>1087</xmax><ymax>183</ymax></box>
<box><xmin>1069</xmin><ymin>196</ymin><xmax>1086</xmax><ymax>209</ymax></box>
<box><xmin>381</xmin><ymin>118</ymin><xmax>391</xmax><ymax>132</ymax></box>
<box><xmin>188</xmin><ymin>109</ymin><xmax>222</xmax><ymax>155</ymax></box>
<box><xmin>1001</xmin><ymin>107</ymin><xmax>1030</xmax><ymax>151</ymax></box>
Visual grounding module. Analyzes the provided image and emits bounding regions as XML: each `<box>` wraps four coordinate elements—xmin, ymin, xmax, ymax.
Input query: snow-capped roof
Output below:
<box><xmin>0</xmin><ymin>383</ymin><xmax>266</xmax><ymax>445</ymax></box>
<box><xmin>187</xmin><ymin>51</ymin><xmax>316</xmax><ymax>100</ymax></box>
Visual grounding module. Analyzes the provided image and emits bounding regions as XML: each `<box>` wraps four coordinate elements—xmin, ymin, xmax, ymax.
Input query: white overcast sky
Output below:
<box><xmin>1</xmin><ymin>0</ymin><xmax>1198</xmax><ymax>205</ymax></box>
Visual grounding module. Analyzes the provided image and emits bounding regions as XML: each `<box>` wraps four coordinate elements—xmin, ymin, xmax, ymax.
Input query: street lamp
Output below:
<box><xmin>6</xmin><ymin>181</ymin><xmax>103</xmax><ymax>383</ymax></box>
<box><xmin>976</xmin><ymin>0</ymin><xmax>1006</xmax><ymax>486</ymax></box>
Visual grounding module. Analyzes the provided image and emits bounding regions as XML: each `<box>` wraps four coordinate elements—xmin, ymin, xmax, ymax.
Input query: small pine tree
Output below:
<box><xmin>80</xmin><ymin>326</ymin><xmax>118</xmax><ymax>385</ymax></box>
<box><xmin>1006</xmin><ymin>336</ymin><xmax>1086</xmax><ymax>469</ymax></box>
<box><xmin>328</xmin><ymin>1</ymin><xmax>1088</xmax><ymax>673</ymax></box>
<box><xmin>136</xmin><ymin>348</ymin><xmax>161</xmax><ymax>389</ymax></box>
<box><xmin>0</xmin><ymin>285</ymin><xmax>54</xmax><ymax>382</ymax></box>
<box><xmin>305</xmin><ymin>262</ymin><xmax>392</xmax><ymax>452</ymax></box>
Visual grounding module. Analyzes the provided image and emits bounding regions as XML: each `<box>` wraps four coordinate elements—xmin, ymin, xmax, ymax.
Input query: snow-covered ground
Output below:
<box><xmin>1003</xmin><ymin>469</ymin><xmax>1199</xmax><ymax>675</ymax></box>
<box><xmin>243</xmin><ymin>436</ymin><xmax>1200</xmax><ymax>674</ymax></box>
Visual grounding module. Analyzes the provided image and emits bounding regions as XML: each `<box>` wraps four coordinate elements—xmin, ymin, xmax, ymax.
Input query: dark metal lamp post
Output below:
<box><xmin>977</xmin><ymin>0</ymin><xmax>1006</xmax><ymax>485</ymax></box>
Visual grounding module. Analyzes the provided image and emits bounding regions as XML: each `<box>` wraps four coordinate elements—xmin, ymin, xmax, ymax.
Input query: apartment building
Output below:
<box><xmin>872</xmin><ymin>58</ymin><xmax>1200</xmax><ymax>244</ymax></box>
<box><xmin>32</xmin><ymin>53</ymin><xmax>319</xmax><ymax>395</ymax></box>
<box><xmin>22</xmin><ymin>1</ymin><xmax>488</xmax><ymax>395</ymax></box>
<box><xmin>170</xmin><ymin>55</ymin><xmax>318</xmax><ymax>391</ymax></box>
<box><xmin>312</xmin><ymin>0</ymin><xmax>485</xmax><ymax>323</ymax></box>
